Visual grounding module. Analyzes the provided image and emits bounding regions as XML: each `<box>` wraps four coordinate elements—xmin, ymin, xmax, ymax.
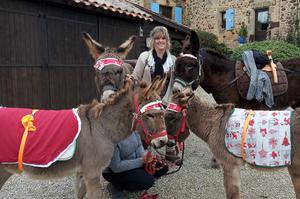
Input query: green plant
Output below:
<box><xmin>238</xmin><ymin>23</ymin><xmax>248</xmax><ymax>37</ymax></box>
<box><xmin>231</xmin><ymin>40</ymin><xmax>300</xmax><ymax>61</ymax></box>
<box><xmin>170</xmin><ymin>40</ymin><xmax>182</xmax><ymax>57</ymax></box>
<box><xmin>196</xmin><ymin>30</ymin><xmax>232</xmax><ymax>55</ymax></box>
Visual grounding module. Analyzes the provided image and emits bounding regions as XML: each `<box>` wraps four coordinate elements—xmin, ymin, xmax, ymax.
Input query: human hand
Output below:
<box><xmin>143</xmin><ymin>151</ymin><xmax>154</xmax><ymax>163</ymax></box>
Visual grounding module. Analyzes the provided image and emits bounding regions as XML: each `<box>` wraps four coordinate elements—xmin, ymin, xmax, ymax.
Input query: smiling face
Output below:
<box><xmin>154</xmin><ymin>36</ymin><xmax>167</xmax><ymax>53</ymax></box>
<box><xmin>149</xmin><ymin>26</ymin><xmax>170</xmax><ymax>52</ymax></box>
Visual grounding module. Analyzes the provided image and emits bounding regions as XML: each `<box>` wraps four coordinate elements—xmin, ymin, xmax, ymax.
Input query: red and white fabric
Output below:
<box><xmin>225</xmin><ymin>108</ymin><xmax>291</xmax><ymax>167</ymax></box>
<box><xmin>166</xmin><ymin>103</ymin><xmax>182</xmax><ymax>112</ymax></box>
<box><xmin>0</xmin><ymin>107</ymin><xmax>81</xmax><ymax>167</ymax></box>
<box><xmin>94</xmin><ymin>58</ymin><xmax>122</xmax><ymax>71</ymax></box>
<box><xmin>140</xmin><ymin>101</ymin><xmax>163</xmax><ymax>113</ymax></box>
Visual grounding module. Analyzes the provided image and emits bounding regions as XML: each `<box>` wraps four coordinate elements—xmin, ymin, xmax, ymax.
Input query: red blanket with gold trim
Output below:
<box><xmin>0</xmin><ymin>107</ymin><xmax>80</xmax><ymax>167</ymax></box>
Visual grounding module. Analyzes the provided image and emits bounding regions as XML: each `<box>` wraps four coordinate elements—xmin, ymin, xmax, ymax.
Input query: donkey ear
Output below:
<box><xmin>82</xmin><ymin>32</ymin><xmax>105</xmax><ymax>60</ymax></box>
<box><xmin>155</xmin><ymin>75</ymin><xmax>167</xmax><ymax>95</ymax></box>
<box><xmin>143</xmin><ymin>76</ymin><xmax>161</xmax><ymax>99</ymax></box>
<box><xmin>117</xmin><ymin>35</ymin><xmax>137</xmax><ymax>59</ymax></box>
<box><xmin>190</xmin><ymin>30</ymin><xmax>200</xmax><ymax>55</ymax></box>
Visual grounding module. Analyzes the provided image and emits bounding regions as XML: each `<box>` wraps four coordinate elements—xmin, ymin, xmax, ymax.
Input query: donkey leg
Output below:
<box><xmin>75</xmin><ymin>173</ymin><xmax>86</xmax><ymax>199</ymax></box>
<box><xmin>0</xmin><ymin>167</ymin><xmax>12</xmax><ymax>189</ymax></box>
<box><xmin>83</xmin><ymin>175</ymin><xmax>102</xmax><ymax>199</ymax></box>
<box><xmin>222</xmin><ymin>164</ymin><xmax>241</xmax><ymax>199</ymax></box>
<box><xmin>288</xmin><ymin>165</ymin><xmax>300</xmax><ymax>199</ymax></box>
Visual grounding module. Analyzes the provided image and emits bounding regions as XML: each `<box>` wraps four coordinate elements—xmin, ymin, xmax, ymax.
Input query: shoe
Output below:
<box><xmin>107</xmin><ymin>183</ymin><xmax>128</xmax><ymax>199</ymax></box>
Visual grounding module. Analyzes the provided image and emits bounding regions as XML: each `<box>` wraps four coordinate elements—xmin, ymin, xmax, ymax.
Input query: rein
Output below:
<box><xmin>152</xmin><ymin>102</ymin><xmax>188</xmax><ymax>175</ymax></box>
<box><xmin>151</xmin><ymin>143</ymin><xmax>185</xmax><ymax>176</ymax></box>
<box><xmin>215</xmin><ymin>71</ymin><xmax>246</xmax><ymax>92</ymax></box>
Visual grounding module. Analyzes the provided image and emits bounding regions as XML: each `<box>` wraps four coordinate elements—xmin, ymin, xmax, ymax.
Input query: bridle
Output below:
<box><xmin>174</xmin><ymin>52</ymin><xmax>203</xmax><ymax>89</ymax></box>
<box><xmin>93</xmin><ymin>54</ymin><xmax>125</xmax><ymax>92</ymax></box>
<box><xmin>132</xmin><ymin>95</ymin><xmax>167</xmax><ymax>146</ymax></box>
<box><xmin>166</xmin><ymin>103</ymin><xmax>187</xmax><ymax>143</ymax></box>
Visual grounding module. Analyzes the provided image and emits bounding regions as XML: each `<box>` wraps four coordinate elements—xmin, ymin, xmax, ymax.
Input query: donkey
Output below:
<box><xmin>165</xmin><ymin>88</ymin><xmax>300</xmax><ymax>199</ymax></box>
<box><xmin>82</xmin><ymin>32</ymin><xmax>135</xmax><ymax>102</ymax></box>
<box><xmin>82</xmin><ymin>32</ymin><xmax>168</xmax><ymax>149</ymax></box>
<box><xmin>0</xmin><ymin>77</ymin><xmax>168</xmax><ymax>199</ymax></box>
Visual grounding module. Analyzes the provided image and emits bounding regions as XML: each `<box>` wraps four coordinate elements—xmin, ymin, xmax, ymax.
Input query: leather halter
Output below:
<box><xmin>132</xmin><ymin>95</ymin><xmax>167</xmax><ymax>145</ymax></box>
<box><xmin>166</xmin><ymin>103</ymin><xmax>187</xmax><ymax>142</ymax></box>
<box><xmin>176</xmin><ymin>53</ymin><xmax>202</xmax><ymax>87</ymax></box>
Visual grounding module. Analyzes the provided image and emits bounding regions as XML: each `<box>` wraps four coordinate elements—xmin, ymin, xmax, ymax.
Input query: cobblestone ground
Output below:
<box><xmin>0</xmin><ymin>87</ymin><xmax>295</xmax><ymax>199</ymax></box>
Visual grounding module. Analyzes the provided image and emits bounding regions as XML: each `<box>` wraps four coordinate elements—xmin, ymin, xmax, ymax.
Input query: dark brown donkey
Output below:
<box><xmin>0</xmin><ymin>77</ymin><xmax>168</xmax><ymax>199</ymax></box>
<box><xmin>175</xmin><ymin>30</ymin><xmax>300</xmax><ymax>110</ymax></box>
<box><xmin>82</xmin><ymin>32</ymin><xmax>135</xmax><ymax>102</ymax></box>
<box><xmin>173</xmin><ymin>30</ymin><xmax>300</xmax><ymax>167</ymax></box>
<box><xmin>165</xmin><ymin>88</ymin><xmax>300</xmax><ymax>199</ymax></box>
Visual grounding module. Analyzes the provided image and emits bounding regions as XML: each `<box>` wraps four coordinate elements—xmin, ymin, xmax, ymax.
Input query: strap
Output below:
<box><xmin>215</xmin><ymin>70</ymin><xmax>246</xmax><ymax>92</ymax></box>
<box><xmin>18</xmin><ymin>109</ymin><xmax>38</xmax><ymax>171</ymax></box>
<box><xmin>241</xmin><ymin>110</ymin><xmax>253</xmax><ymax>160</ymax></box>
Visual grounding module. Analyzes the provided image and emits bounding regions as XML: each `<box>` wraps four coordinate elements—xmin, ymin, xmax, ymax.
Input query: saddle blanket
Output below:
<box><xmin>0</xmin><ymin>107</ymin><xmax>81</xmax><ymax>167</ymax></box>
<box><xmin>225</xmin><ymin>108</ymin><xmax>292</xmax><ymax>167</ymax></box>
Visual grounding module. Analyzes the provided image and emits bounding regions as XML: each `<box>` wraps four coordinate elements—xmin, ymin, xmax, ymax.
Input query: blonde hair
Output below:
<box><xmin>149</xmin><ymin>26</ymin><xmax>171</xmax><ymax>50</ymax></box>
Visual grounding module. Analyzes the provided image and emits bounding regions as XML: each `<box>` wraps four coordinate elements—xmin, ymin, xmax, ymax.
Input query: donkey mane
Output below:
<box><xmin>201</xmin><ymin>48</ymin><xmax>235</xmax><ymax>72</ymax></box>
<box><xmin>78</xmin><ymin>83</ymin><xmax>132</xmax><ymax>119</ymax></box>
<box><xmin>281</xmin><ymin>57</ymin><xmax>300</xmax><ymax>70</ymax></box>
<box><xmin>201</xmin><ymin>48</ymin><xmax>229</xmax><ymax>59</ymax></box>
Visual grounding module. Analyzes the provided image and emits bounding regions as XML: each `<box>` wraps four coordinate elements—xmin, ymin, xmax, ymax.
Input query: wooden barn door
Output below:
<box><xmin>98</xmin><ymin>16</ymin><xmax>140</xmax><ymax>59</ymax></box>
<box><xmin>45</xmin><ymin>5</ymin><xmax>98</xmax><ymax>109</ymax></box>
<box><xmin>0</xmin><ymin>0</ymin><xmax>49</xmax><ymax>108</ymax></box>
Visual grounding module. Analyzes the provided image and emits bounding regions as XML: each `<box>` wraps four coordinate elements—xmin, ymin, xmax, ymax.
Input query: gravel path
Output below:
<box><xmin>0</xmin><ymin>87</ymin><xmax>295</xmax><ymax>199</ymax></box>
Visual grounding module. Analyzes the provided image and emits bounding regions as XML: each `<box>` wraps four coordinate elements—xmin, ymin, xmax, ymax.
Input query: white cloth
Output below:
<box><xmin>225</xmin><ymin>108</ymin><xmax>291</xmax><ymax>167</ymax></box>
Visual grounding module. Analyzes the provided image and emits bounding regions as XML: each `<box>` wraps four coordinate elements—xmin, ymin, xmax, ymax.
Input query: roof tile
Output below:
<box><xmin>73</xmin><ymin>0</ymin><xmax>153</xmax><ymax>21</ymax></box>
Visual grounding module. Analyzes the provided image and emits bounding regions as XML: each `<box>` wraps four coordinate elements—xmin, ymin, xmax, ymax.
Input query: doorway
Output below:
<box><xmin>255</xmin><ymin>8</ymin><xmax>269</xmax><ymax>41</ymax></box>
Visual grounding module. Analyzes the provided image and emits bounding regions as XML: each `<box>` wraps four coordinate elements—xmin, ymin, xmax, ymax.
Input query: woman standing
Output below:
<box><xmin>131</xmin><ymin>26</ymin><xmax>176</xmax><ymax>104</ymax></box>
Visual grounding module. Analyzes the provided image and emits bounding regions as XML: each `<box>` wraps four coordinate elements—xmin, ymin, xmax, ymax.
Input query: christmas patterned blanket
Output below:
<box><xmin>0</xmin><ymin>107</ymin><xmax>81</xmax><ymax>168</ymax></box>
<box><xmin>225</xmin><ymin>108</ymin><xmax>292</xmax><ymax>167</ymax></box>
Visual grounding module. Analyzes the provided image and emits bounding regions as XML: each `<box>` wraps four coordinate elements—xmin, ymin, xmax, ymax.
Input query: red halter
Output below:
<box><xmin>94</xmin><ymin>57</ymin><xmax>123</xmax><ymax>71</ymax></box>
<box><xmin>132</xmin><ymin>95</ymin><xmax>167</xmax><ymax>145</ymax></box>
<box><xmin>166</xmin><ymin>103</ymin><xmax>187</xmax><ymax>142</ymax></box>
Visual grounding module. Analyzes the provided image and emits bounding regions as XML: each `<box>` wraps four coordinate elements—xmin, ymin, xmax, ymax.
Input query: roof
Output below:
<box><xmin>72</xmin><ymin>0</ymin><xmax>153</xmax><ymax>21</ymax></box>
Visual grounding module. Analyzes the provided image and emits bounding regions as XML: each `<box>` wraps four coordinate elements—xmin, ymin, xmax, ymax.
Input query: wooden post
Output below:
<box><xmin>266</xmin><ymin>50</ymin><xmax>278</xmax><ymax>83</ymax></box>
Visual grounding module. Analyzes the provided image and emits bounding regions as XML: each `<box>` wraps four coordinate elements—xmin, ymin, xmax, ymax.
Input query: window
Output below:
<box><xmin>221</xmin><ymin>11</ymin><xmax>226</xmax><ymax>29</ymax></box>
<box><xmin>160</xmin><ymin>5</ymin><xmax>172</xmax><ymax>19</ymax></box>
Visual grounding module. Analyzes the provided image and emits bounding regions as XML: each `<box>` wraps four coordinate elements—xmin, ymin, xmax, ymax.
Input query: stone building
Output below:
<box><xmin>130</xmin><ymin>0</ymin><xmax>185</xmax><ymax>25</ymax></box>
<box><xmin>125</xmin><ymin>0</ymin><xmax>299</xmax><ymax>48</ymax></box>
<box><xmin>183</xmin><ymin>0</ymin><xmax>300</xmax><ymax>48</ymax></box>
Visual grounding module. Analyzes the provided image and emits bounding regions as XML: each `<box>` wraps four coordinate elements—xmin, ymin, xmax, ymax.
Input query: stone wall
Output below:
<box><xmin>183</xmin><ymin>0</ymin><xmax>299</xmax><ymax>48</ymax></box>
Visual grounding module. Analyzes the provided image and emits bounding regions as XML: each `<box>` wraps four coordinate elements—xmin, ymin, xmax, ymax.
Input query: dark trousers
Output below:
<box><xmin>103</xmin><ymin>165</ymin><xmax>168</xmax><ymax>192</ymax></box>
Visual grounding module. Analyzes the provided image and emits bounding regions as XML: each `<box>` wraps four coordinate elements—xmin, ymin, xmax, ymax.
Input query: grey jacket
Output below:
<box><xmin>104</xmin><ymin>132</ymin><xmax>145</xmax><ymax>173</ymax></box>
<box><xmin>242</xmin><ymin>50</ymin><xmax>274</xmax><ymax>108</ymax></box>
<box><xmin>132</xmin><ymin>50</ymin><xmax>176</xmax><ymax>105</ymax></box>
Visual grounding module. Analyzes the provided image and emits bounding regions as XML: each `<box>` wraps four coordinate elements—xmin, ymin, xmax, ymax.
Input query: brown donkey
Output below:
<box><xmin>165</xmin><ymin>89</ymin><xmax>300</xmax><ymax>199</ymax></box>
<box><xmin>82</xmin><ymin>32</ymin><xmax>168</xmax><ymax>148</ymax></box>
<box><xmin>82</xmin><ymin>32</ymin><xmax>135</xmax><ymax>102</ymax></box>
<box><xmin>0</xmin><ymin>77</ymin><xmax>167</xmax><ymax>199</ymax></box>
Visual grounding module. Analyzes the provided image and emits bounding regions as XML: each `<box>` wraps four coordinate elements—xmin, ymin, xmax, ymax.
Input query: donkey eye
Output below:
<box><xmin>146</xmin><ymin>113</ymin><xmax>154</xmax><ymax>118</ymax></box>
